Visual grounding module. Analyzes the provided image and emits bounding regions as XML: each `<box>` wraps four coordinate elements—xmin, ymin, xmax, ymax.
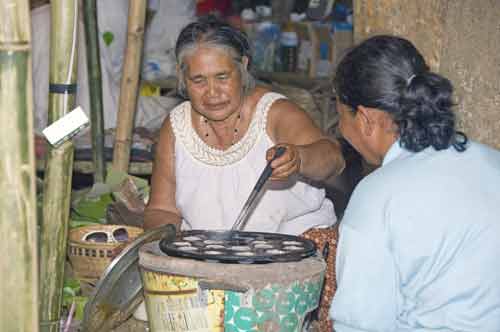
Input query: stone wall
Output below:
<box><xmin>354</xmin><ymin>0</ymin><xmax>500</xmax><ymax>149</ymax></box>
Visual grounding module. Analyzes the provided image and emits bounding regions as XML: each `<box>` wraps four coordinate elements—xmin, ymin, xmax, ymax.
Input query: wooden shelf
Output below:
<box><xmin>36</xmin><ymin>159</ymin><xmax>152</xmax><ymax>176</ymax></box>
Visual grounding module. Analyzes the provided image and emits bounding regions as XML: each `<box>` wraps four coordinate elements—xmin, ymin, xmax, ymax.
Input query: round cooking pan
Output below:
<box><xmin>159</xmin><ymin>229</ymin><xmax>317</xmax><ymax>264</ymax></box>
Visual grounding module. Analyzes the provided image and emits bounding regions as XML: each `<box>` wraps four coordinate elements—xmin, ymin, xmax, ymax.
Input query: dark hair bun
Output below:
<box><xmin>334</xmin><ymin>35</ymin><xmax>468</xmax><ymax>152</ymax></box>
<box><xmin>398</xmin><ymin>72</ymin><xmax>458</xmax><ymax>151</ymax></box>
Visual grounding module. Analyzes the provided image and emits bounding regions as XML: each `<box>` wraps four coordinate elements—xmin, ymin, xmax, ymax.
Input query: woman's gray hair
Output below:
<box><xmin>175</xmin><ymin>16</ymin><xmax>255</xmax><ymax>98</ymax></box>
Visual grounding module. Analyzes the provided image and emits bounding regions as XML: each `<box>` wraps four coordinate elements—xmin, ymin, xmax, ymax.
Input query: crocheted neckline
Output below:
<box><xmin>171</xmin><ymin>92</ymin><xmax>284</xmax><ymax>166</ymax></box>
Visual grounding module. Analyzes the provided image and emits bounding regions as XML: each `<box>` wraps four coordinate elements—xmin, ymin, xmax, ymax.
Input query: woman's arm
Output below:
<box><xmin>267</xmin><ymin>99</ymin><xmax>345</xmax><ymax>181</ymax></box>
<box><xmin>143</xmin><ymin>117</ymin><xmax>182</xmax><ymax>230</ymax></box>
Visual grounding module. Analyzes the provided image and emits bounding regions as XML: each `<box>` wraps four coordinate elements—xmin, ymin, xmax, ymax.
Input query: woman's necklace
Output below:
<box><xmin>201</xmin><ymin>113</ymin><xmax>242</xmax><ymax>147</ymax></box>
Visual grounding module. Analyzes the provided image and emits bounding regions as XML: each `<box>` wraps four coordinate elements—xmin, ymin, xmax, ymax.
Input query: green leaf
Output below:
<box><xmin>69</xmin><ymin>218</ymin><xmax>101</xmax><ymax>229</ymax></box>
<box><xmin>73</xmin><ymin>296</ymin><xmax>88</xmax><ymax>321</ymax></box>
<box><xmin>62</xmin><ymin>278</ymin><xmax>82</xmax><ymax>306</ymax></box>
<box><xmin>71</xmin><ymin>192</ymin><xmax>113</xmax><ymax>222</ymax></box>
<box><xmin>102</xmin><ymin>31</ymin><xmax>114</xmax><ymax>46</ymax></box>
<box><xmin>64</xmin><ymin>278</ymin><xmax>81</xmax><ymax>292</ymax></box>
<box><xmin>61</xmin><ymin>277</ymin><xmax>88</xmax><ymax>321</ymax></box>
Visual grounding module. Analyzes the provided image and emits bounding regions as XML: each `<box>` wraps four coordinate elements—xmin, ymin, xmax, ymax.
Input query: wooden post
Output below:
<box><xmin>112</xmin><ymin>0</ymin><xmax>147</xmax><ymax>173</ymax></box>
<box><xmin>39</xmin><ymin>143</ymin><xmax>74</xmax><ymax>332</ymax></box>
<box><xmin>0</xmin><ymin>0</ymin><xmax>39</xmax><ymax>331</ymax></box>
<box><xmin>83</xmin><ymin>0</ymin><xmax>106</xmax><ymax>182</ymax></box>
<box><xmin>353</xmin><ymin>0</ymin><xmax>446</xmax><ymax>71</ymax></box>
<box><xmin>438</xmin><ymin>0</ymin><xmax>500</xmax><ymax>149</ymax></box>
<box><xmin>353</xmin><ymin>0</ymin><xmax>500</xmax><ymax>150</ymax></box>
<box><xmin>39</xmin><ymin>1</ymin><xmax>78</xmax><ymax>331</ymax></box>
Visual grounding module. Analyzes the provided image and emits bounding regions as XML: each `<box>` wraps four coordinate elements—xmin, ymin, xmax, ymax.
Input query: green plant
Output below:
<box><xmin>62</xmin><ymin>278</ymin><xmax>88</xmax><ymax>322</ymax></box>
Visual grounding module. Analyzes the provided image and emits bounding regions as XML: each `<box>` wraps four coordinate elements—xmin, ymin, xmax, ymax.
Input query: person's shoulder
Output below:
<box><xmin>351</xmin><ymin>165</ymin><xmax>395</xmax><ymax>197</ymax></box>
<box><xmin>413</xmin><ymin>140</ymin><xmax>500</xmax><ymax>169</ymax></box>
<box><xmin>158</xmin><ymin>113</ymin><xmax>175</xmax><ymax>137</ymax></box>
<box><xmin>352</xmin><ymin>150</ymin><xmax>418</xmax><ymax>199</ymax></box>
<box><xmin>170</xmin><ymin>100</ymin><xmax>190</xmax><ymax>115</ymax></box>
<box><xmin>246</xmin><ymin>87</ymin><xmax>301</xmax><ymax>120</ymax></box>
<box><xmin>361</xmin><ymin>140</ymin><xmax>499</xmax><ymax>195</ymax></box>
<box><xmin>167</xmin><ymin>100</ymin><xmax>192</xmax><ymax>129</ymax></box>
<box><xmin>160</xmin><ymin>102</ymin><xmax>189</xmax><ymax>140</ymax></box>
<box><xmin>457</xmin><ymin>140</ymin><xmax>500</xmax><ymax>174</ymax></box>
<box><xmin>260</xmin><ymin>92</ymin><xmax>307</xmax><ymax>122</ymax></box>
<box><xmin>467</xmin><ymin>140</ymin><xmax>500</xmax><ymax>157</ymax></box>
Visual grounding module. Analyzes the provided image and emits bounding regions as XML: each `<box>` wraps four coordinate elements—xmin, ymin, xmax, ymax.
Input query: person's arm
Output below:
<box><xmin>144</xmin><ymin>116</ymin><xmax>182</xmax><ymax>230</ymax></box>
<box><xmin>267</xmin><ymin>99</ymin><xmax>345</xmax><ymax>181</ymax></box>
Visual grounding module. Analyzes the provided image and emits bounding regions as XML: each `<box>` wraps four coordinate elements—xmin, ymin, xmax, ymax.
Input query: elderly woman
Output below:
<box><xmin>144</xmin><ymin>16</ymin><xmax>345</xmax><ymax>329</ymax></box>
<box><xmin>330</xmin><ymin>35</ymin><xmax>500</xmax><ymax>331</ymax></box>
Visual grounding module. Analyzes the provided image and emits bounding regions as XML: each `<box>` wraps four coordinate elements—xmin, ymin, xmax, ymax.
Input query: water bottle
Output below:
<box><xmin>279</xmin><ymin>23</ymin><xmax>299</xmax><ymax>72</ymax></box>
<box><xmin>254</xmin><ymin>22</ymin><xmax>280</xmax><ymax>72</ymax></box>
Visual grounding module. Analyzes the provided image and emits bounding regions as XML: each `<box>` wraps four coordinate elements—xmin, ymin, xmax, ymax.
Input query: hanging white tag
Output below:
<box><xmin>42</xmin><ymin>106</ymin><xmax>89</xmax><ymax>147</ymax></box>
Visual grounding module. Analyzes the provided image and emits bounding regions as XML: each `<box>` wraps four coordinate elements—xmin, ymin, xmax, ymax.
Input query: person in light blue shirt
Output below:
<box><xmin>329</xmin><ymin>35</ymin><xmax>500</xmax><ymax>332</ymax></box>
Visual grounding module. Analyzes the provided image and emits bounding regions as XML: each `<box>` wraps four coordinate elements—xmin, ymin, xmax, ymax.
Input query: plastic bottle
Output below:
<box><xmin>316</xmin><ymin>42</ymin><xmax>332</xmax><ymax>77</ymax></box>
<box><xmin>279</xmin><ymin>23</ymin><xmax>299</xmax><ymax>72</ymax></box>
<box><xmin>254</xmin><ymin>22</ymin><xmax>280</xmax><ymax>72</ymax></box>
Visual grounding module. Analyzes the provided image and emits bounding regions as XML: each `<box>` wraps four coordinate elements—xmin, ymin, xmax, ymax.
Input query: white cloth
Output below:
<box><xmin>31</xmin><ymin>2</ymin><xmax>193</xmax><ymax>133</ymax></box>
<box><xmin>170</xmin><ymin>92</ymin><xmax>337</xmax><ymax>235</ymax></box>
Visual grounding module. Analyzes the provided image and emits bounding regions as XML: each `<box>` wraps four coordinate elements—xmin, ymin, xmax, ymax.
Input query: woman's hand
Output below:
<box><xmin>266</xmin><ymin>144</ymin><xmax>302</xmax><ymax>181</ymax></box>
<box><xmin>267</xmin><ymin>99</ymin><xmax>346</xmax><ymax>182</ymax></box>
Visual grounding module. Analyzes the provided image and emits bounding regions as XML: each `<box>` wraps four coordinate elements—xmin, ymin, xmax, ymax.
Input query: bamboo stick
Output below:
<box><xmin>0</xmin><ymin>0</ymin><xmax>39</xmax><ymax>331</ymax></box>
<box><xmin>39</xmin><ymin>1</ymin><xmax>78</xmax><ymax>331</ymax></box>
<box><xmin>83</xmin><ymin>0</ymin><xmax>106</xmax><ymax>182</ymax></box>
<box><xmin>39</xmin><ymin>143</ymin><xmax>74</xmax><ymax>332</ymax></box>
<box><xmin>112</xmin><ymin>0</ymin><xmax>147</xmax><ymax>173</ymax></box>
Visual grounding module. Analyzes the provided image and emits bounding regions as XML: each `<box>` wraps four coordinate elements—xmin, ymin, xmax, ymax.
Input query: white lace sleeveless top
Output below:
<box><xmin>170</xmin><ymin>92</ymin><xmax>336</xmax><ymax>235</ymax></box>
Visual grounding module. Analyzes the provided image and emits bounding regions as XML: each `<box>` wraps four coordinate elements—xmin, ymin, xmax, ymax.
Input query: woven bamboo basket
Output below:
<box><xmin>68</xmin><ymin>224</ymin><xmax>143</xmax><ymax>282</ymax></box>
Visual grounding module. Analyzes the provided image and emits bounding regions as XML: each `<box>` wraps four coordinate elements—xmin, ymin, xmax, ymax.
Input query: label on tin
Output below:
<box><xmin>158</xmin><ymin>294</ymin><xmax>210</xmax><ymax>331</ymax></box>
<box><xmin>142</xmin><ymin>271</ymin><xmax>224</xmax><ymax>332</ymax></box>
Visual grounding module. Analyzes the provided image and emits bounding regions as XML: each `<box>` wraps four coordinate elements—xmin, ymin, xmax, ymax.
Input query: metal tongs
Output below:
<box><xmin>230</xmin><ymin>146</ymin><xmax>287</xmax><ymax>231</ymax></box>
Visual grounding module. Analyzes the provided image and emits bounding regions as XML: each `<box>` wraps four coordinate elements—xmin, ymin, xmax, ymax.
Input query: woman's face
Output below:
<box><xmin>182</xmin><ymin>46</ymin><xmax>245</xmax><ymax>121</ymax></box>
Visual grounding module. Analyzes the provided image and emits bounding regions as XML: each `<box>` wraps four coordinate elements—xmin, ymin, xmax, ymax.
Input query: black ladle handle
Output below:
<box><xmin>254</xmin><ymin>146</ymin><xmax>287</xmax><ymax>192</ymax></box>
<box><xmin>230</xmin><ymin>146</ymin><xmax>288</xmax><ymax>232</ymax></box>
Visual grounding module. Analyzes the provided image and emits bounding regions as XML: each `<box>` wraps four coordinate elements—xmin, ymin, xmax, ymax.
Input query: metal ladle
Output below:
<box><xmin>231</xmin><ymin>146</ymin><xmax>287</xmax><ymax>231</ymax></box>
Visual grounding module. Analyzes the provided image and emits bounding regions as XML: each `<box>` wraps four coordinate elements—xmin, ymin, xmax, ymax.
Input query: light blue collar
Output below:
<box><xmin>382</xmin><ymin>140</ymin><xmax>405</xmax><ymax>166</ymax></box>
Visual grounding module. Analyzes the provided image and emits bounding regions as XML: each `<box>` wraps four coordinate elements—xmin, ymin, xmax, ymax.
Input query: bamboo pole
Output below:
<box><xmin>83</xmin><ymin>0</ymin><xmax>106</xmax><ymax>182</ymax></box>
<box><xmin>0</xmin><ymin>0</ymin><xmax>39</xmax><ymax>331</ymax></box>
<box><xmin>39</xmin><ymin>1</ymin><xmax>78</xmax><ymax>331</ymax></box>
<box><xmin>112</xmin><ymin>0</ymin><xmax>147</xmax><ymax>173</ymax></box>
<box><xmin>39</xmin><ymin>143</ymin><xmax>74</xmax><ymax>332</ymax></box>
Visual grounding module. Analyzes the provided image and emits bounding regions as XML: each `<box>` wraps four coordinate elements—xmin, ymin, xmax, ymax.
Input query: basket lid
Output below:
<box><xmin>81</xmin><ymin>224</ymin><xmax>176</xmax><ymax>332</ymax></box>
